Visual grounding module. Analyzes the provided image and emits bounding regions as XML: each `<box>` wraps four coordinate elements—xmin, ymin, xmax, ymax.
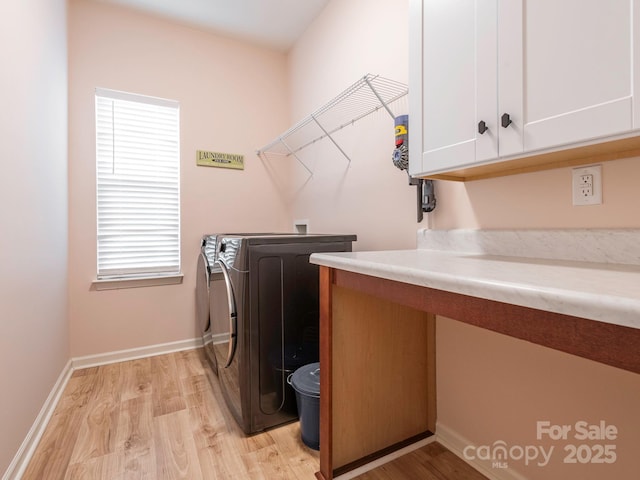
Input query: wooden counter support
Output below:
<box><xmin>317</xmin><ymin>266</ymin><xmax>640</xmax><ymax>480</ymax></box>
<box><xmin>318</xmin><ymin>266</ymin><xmax>333</xmax><ymax>480</ymax></box>
<box><xmin>333</xmin><ymin>269</ymin><xmax>640</xmax><ymax>375</ymax></box>
<box><xmin>318</xmin><ymin>267</ymin><xmax>436</xmax><ymax>480</ymax></box>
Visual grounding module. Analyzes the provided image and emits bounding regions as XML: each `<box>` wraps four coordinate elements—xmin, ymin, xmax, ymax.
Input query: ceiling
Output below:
<box><xmin>95</xmin><ymin>0</ymin><xmax>330</xmax><ymax>51</ymax></box>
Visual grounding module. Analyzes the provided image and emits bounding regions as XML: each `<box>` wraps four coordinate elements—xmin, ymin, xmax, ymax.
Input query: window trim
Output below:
<box><xmin>91</xmin><ymin>273</ymin><xmax>183</xmax><ymax>291</ymax></box>
<box><xmin>94</xmin><ymin>87</ymin><xmax>181</xmax><ymax>285</ymax></box>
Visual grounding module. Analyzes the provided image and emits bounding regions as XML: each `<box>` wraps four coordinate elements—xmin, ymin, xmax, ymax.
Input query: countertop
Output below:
<box><xmin>310</xmin><ymin>229</ymin><xmax>640</xmax><ymax>330</ymax></box>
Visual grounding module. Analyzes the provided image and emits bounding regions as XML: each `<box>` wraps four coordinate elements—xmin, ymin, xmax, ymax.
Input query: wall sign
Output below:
<box><xmin>196</xmin><ymin>150</ymin><xmax>244</xmax><ymax>170</ymax></box>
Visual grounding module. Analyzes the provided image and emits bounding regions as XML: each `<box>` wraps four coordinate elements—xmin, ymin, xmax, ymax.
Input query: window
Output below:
<box><xmin>95</xmin><ymin>88</ymin><xmax>180</xmax><ymax>281</ymax></box>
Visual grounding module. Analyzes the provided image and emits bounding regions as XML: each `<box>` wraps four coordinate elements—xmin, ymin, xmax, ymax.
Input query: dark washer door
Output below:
<box><xmin>212</xmin><ymin>258</ymin><xmax>244</xmax><ymax>427</ymax></box>
<box><xmin>198</xmin><ymin>251</ymin><xmax>220</xmax><ymax>375</ymax></box>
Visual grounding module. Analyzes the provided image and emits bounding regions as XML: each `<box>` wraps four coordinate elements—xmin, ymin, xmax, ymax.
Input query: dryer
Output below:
<box><xmin>211</xmin><ymin>233</ymin><xmax>356</xmax><ymax>434</ymax></box>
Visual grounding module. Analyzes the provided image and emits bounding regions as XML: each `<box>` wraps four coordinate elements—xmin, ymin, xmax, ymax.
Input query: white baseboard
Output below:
<box><xmin>205</xmin><ymin>332</ymin><xmax>229</xmax><ymax>346</ymax></box>
<box><xmin>436</xmin><ymin>422</ymin><xmax>529</xmax><ymax>480</ymax></box>
<box><xmin>3</xmin><ymin>360</ymin><xmax>73</xmax><ymax>480</ymax></box>
<box><xmin>72</xmin><ymin>337</ymin><xmax>203</xmax><ymax>370</ymax></box>
<box><xmin>4</xmin><ymin>338</ymin><xmax>204</xmax><ymax>479</ymax></box>
<box><xmin>334</xmin><ymin>436</ymin><xmax>437</xmax><ymax>480</ymax></box>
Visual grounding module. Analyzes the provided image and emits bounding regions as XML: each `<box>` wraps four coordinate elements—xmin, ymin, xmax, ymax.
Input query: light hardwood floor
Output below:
<box><xmin>22</xmin><ymin>349</ymin><xmax>319</xmax><ymax>479</ymax></box>
<box><xmin>22</xmin><ymin>348</ymin><xmax>486</xmax><ymax>479</ymax></box>
<box><xmin>355</xmin><ymin>442</ymin><xmax>488</xmax><ymax>480</ymax></box>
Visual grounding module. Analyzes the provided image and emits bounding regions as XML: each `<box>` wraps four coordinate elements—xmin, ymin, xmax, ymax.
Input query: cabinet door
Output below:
<box><xmin>475</xmin><ymin>0</ymin><xmax>501</xmax><ymax>162</ymax></box>
<box><xmin>495</xmin><ymin>0</ymin><xmax>524</xmax><ymax>158</ymax></box>
<box><xmin>504</xmin><ymin>0</ymin><xmax>635</xmax><ymax>153</ymax></box>
<box><xmin>418</xmin><ymin>0</ymin><xmax>487</xmax><ymax>173</ymax></box>
<box><xmin>410</xmin><ymin>0</ymin><xmax>500</xmax><ymax>175</ymax></box>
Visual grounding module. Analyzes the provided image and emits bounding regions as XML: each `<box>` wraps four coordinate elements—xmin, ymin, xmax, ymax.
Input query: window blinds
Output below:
<box><xmin>95</xmin><ymin>88</ymin><xmax>180</xmax><ymax>278</ymax></box>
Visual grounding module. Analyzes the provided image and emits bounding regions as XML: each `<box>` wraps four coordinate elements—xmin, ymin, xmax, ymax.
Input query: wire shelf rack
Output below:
<box><xmin>256</xmin><ymin>74</ymin><xmax>408</xmax><ymax>174</ymax></box>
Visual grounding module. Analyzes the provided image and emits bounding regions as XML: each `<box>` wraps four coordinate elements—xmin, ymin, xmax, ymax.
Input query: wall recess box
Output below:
<box><xmin>572</xmin><ymin>165</ymin><xmax>602</xmax><ymax>206</ymax></box>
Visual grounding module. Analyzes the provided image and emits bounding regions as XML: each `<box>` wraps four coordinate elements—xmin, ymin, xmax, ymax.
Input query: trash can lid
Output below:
<box><xmin>290</xmin><ymin>362</ymin><xmax>320</xmax><ymax>397</ymax></box>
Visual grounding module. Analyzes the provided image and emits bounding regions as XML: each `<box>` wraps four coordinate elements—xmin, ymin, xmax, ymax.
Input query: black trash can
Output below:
<box><xmin>288</xmin><ymin>362</ymin><xmax>320</xmax><ymax>450</ymax></box>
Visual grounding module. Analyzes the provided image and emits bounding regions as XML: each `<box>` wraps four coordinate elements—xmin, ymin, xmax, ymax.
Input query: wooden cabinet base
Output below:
<box><xmin>332</xmin><ymin>431</ymin><xmax>434</xmax><ymax>478</ymax></box>
<box><xmin>318</xmin><ymin>267</ymin><xmax>436</xmax><ymax>479</ymax></box>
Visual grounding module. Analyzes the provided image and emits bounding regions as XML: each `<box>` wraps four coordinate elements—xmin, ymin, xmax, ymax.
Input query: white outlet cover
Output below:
<box><xmin>572</xmin><ymin>165</ymin><xmax>602</xmax><ymax>206</ymax></box>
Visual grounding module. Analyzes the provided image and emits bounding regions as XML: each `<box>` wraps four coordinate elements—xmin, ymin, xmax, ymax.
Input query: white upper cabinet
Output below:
<box><xmin>410</xmin><ymin>0</ymin><xmax>639</xmax><ymax>178</ymax></box>
<box><xmin>425</xmin><ymin>0</ymin><xmax>484</xmax><ymax>171</ymax></box>
<box><xmin>517</xmin><ymin>0</ymin><xmax>633</xmax><ymax>152</ymax></box>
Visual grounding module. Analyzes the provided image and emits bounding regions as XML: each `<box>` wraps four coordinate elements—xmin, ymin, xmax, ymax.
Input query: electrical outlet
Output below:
<box><xmin>572</xmin><ymin>165</ymin><xmax>602</xmax><ymax>206</ymax></box>
<box><xmin>579</xmin><ymin>174</ymin><xmax>593</xmax><ymax>197</ymax></box>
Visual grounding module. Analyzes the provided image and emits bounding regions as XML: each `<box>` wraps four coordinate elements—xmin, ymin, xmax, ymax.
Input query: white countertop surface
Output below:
<box><xmin>310</xmin><ymin>230</ymin><xmax>640</xmax><ymax>330</ymax></box>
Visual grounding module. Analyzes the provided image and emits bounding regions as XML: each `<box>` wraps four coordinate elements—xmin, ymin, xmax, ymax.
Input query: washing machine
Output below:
<box><xmin>211</xmin><ymin>233</ymin><xmax>356</xmax><ymax>434</ymax></box>
<box><xmin>196</xmin><ymin>234</ymin><xmax>223</xmax><ymax>375</ymax></box>
<box><xmin>197</xmin><ymin>233</ymin><xmax>285</xmax><ymax>375</ymax></box>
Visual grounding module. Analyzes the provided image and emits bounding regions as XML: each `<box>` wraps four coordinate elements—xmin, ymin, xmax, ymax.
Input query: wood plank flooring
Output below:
<box><xmin>355</xmin><ymin>442</ymin><xmax>488</xmax><ymax>480</ymax></box>
<box><xmin>22</xmin><ymin>348</ymin><xmax>486</xmax><ymax>480</ymax></box>
<box><xmin>22</xmin><ymin>349</ymin><xmax>319</xmax><ymax>479</ymax></box>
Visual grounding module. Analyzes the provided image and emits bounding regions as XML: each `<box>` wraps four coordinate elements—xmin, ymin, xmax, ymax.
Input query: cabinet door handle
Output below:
<box><xmin>501</xmin><ymin>113</ymin><xmax>512</xmax><ymax>128</ymax></box>
<box><xmin>478</xmin><ymin>120</ymin><xmax>488</xmax><ymax>135</ymax></box>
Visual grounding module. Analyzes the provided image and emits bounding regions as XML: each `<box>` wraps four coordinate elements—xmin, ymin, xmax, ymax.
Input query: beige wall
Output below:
<box><xmin>430</xmin><ymin>156</ymin><xmax>640</xmax><ymax>230</ymax></box>
<box><xmin>67</xmin><ymin>0</ymin><xmax>291</xmax><ymax>357</ymax></box>
<box><xmin>438</xmin><ymin>316</ymin><xmax>640</xmax><ymax>480</ymax></box>
<box><xmin>290</xmin><ymin>1</ymin><xmax>640</xmax><ymax>479</ymax></box>
<box><xmin>287</xmin><ymin>0</ymin><xmax>418</xmax><ymax>251</ymax></box>
<box><xmin>0</xmin><ymin>0</ymin><xmax>69</xmax><ymax>474</ymax></box>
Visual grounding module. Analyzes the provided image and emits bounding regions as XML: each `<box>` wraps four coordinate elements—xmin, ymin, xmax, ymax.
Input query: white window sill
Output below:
<box><xmin>92</xmin><ymin>274</ymin><xmax>183</xmax><ymax>291</ymax></box>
